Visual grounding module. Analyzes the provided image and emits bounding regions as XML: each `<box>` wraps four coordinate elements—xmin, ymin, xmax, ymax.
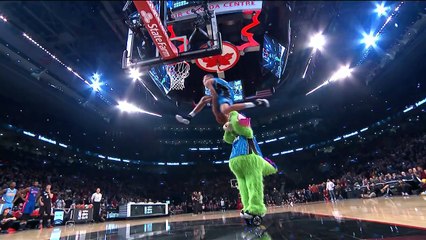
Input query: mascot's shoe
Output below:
<box><xmin>243</xmin><ymin>211</ymin><xmax>265</xmax><ymax>219</ymax></box>
<box><xmin>240</xmin><ymin>210</ymin><xmax>245</xmax><ymax>218</ymax></box>
<box><xmin>175</xmin><ymin>114</ymin><xmax>192</xmax><ymax>125</ymax></box>
<box><xmin>255</xmin><ymin>99</ymin><xmax>270</xmax><ymax>108</ymax></box>
<box><xmin>243</xmin><ymin>211</ymin><xmax>265</xmax><ymax>226</ymax></box>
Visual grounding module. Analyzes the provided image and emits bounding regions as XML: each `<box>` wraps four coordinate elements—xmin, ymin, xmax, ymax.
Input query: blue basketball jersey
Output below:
<box><xmin>26</xmin><ymin>186</ymin><xmax>39</xmax><ymax>203</ymax></box>
<box><xmin>3</xmin><ymin>188</ymin><xmax>17</xmax><ymax>204</ymax></box>
<box><xmin>205</xmin><ymin>78</ymin><xmax>234</xmax><ymax>101</ymax></box>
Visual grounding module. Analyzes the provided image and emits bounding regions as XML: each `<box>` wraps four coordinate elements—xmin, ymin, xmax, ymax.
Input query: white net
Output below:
<box><xmin>166</xmin><ymin>61</ymin><xmax>190</xmax><ymax>91</ymax></box>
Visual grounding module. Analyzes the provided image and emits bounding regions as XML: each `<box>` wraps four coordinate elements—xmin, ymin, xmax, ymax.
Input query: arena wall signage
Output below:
<box><xmin>119</xmin><ymin>203</ymin><xmax>169</xmax><ymax>218</ymax></box>
<box><xmin>72</xmin><ymin>208</ymin><xmax>94</xmax><ymax>224</ymax></box>
<box><xmin>171</xmin><ymin>1</ymin><xmax>263</xmax><ymax>20</ymax></box>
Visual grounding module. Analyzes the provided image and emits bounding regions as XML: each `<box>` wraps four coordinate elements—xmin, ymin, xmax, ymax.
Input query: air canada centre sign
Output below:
<box><xmin>171</xmin><ymin>1</ymin><xmax>262</xmax><ymax>19</ymax></box>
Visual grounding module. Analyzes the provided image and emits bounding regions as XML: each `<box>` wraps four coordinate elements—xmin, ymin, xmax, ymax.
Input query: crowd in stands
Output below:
<box><xmin>264</xmin><ymin>133</ymin><xmax>426</xmax><ymax>206</ymax></box>
<box><xmin>0</xmin><ymin>124</ymin><xmax>425</xmax><ymax>233</ymax></box>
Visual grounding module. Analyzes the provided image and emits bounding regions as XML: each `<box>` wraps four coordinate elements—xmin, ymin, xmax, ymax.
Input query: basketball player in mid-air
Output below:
<box><xmin>176</xmin><ymin>74</ymin><xmax>270</xmax><ymax>125</ymax></box>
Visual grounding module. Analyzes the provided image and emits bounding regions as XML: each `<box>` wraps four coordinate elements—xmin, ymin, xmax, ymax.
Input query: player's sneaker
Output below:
<box><xmin>175</xmin><ymin>114</ymin><xmax>192</xmax><ymax>125</ymax></box>
<box><xmin>255</xmin><ymin>99</ymin><xmax>270</xmax><ymax>108</ymax></box>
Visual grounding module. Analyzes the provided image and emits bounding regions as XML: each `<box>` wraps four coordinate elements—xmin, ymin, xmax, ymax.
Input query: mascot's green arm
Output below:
<box><xmin>223</xmin><ymin>130</ymin><xmax>236</xmax><ymax>144</ymax></box>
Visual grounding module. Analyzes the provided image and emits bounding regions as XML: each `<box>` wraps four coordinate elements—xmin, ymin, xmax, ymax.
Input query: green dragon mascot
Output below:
<box><xmin>223</xmin><ymin>111</ymin><xmax>278</xmax><ymax>226</ymax></box>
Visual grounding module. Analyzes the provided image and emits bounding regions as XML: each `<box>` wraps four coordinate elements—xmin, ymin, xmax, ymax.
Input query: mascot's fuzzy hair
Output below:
<box><xmin>223</xmin><ymin>111</ymin><xmax>277</xmax><ymax>216</ymax></box>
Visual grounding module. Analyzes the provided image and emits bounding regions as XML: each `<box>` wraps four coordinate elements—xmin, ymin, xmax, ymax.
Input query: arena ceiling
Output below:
<box><xmin>0</xmin><ymin>1</ymin><xmax>425</xmax><ymax>159</ymax></box>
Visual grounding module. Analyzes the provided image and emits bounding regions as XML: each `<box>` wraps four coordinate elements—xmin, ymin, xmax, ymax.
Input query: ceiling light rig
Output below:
<box><xmin>22</xmin><ymin>33</ymin><xmax>90</xmax><ymax>86</ymax></box>
<box><xmin>305</xmin><ymin>2</ymin><xmax>404</xmax><ymax>95</ymax></box>
<box><xmin>0</xmin><ymin>11</ymin><xmax>117</xmax><ymax>107</ymax></box>
<box><xmin>2</xmin><ymin>12</ymin><xmax>115</xmax><ymax>106</ymax></box>
<box><xmin>357</xmin><ymin>1</ymin><xmax>404</xmax><ymax>65</ymax></box>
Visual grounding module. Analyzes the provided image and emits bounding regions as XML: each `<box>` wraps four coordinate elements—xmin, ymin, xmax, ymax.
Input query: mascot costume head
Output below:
<box><xmin>223</xmin><ymin>111</ymin><xmax>277</xmax><ymax>220</ymax></box>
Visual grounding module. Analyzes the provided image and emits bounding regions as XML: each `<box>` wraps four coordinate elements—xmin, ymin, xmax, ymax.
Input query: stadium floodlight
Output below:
<box><xmin>309</xmin><ymin>33</ymin><xmax>326</xmax><ymax>51</ymax></box>
<box><xmin>90</xmin><ymin>72</ymin><xmax>103</xmax><ymax>92</ymax></box>
<box><xmin>90</xmin><ymin>79</ymin><xmax>102</xmax><ymax>92</ymax></box>
<box><xmin>303</xmin><ymin>32</ymin><xmax>326</xmax><ymax>78</ymax></box>
<box><xmin>117</xmin><ymin>101</ymin><xmax>162</xmax><ymax>117</ymax></box>
<box><xmin>129</xmin><ymin>67</ymin><xmax>142</xmax><ymax>81</ymax></box>
<box><xmin>118</xmin><ymin>101</ymin><xmax>141</xmax><ymax>113</ymax></box>
<box><xmin>375</xmin><ymin>2</ymin><xmax>388</xmax><ymax>17</ymax></box>
<box><xmin>0</xmin><ymin>15</ymin><xmax>7</xmax><ymax>22</ymax></box>
<box><xmin>361</xmin><ymin>32</ymin><xmax>378</xmax><ymax>48</ymax></box>
<box><xmin>306</xmin><ymin>65</ymin><xmax>353</xmax><ymax>95</ymax></box>
<box><xmin>330</xmin><ymin>65</ymin><xmax>353</xmax><ymax>82</ymax></box>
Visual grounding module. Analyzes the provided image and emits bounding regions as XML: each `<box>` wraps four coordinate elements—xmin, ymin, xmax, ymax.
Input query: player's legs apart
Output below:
<box><xmin>220</xmin><ymin>99</ymin><xmax>270</xmax><ymax>116</ymax></box>
<box><xmin>176</xmin><ymin>96</ymin><xmax>212</xmax><ymax>125</ymax></box>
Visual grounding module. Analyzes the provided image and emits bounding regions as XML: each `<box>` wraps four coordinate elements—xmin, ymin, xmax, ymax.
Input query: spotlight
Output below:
<box><xmin>129</xmin><ymin>68</ymin><xmax>142</xmax><ymax>81</ymax></box>
<box><xmin>361</xmin><ymin>32</ymin><xmax>378</xmax><ymax>48</ymax></box>
<box><xmin>90</xmin><ymin>80</ymin><xmax>102</xmax><ymax>92</ymax></box>
<box><xmin>309</xmin><ymin>33</ymin><xmax>326</xmax><ymax>51</ymax></box>
<box><xmin>117</xmin><ymin>101</ymin><xmax>162</xmax><ymax>117</ymax></box>
<box><xmin>375</xmin><ymin>2</ymin><xmax>388</xmax><ymax>17</ymax></box>
<box><xmin>118</xmin><ymin>101</ymin><xmax>140</xmax><ymax>113</ymax></box>
<box><xmin>330</xmin><ymin>65</ymin><xmax>352</xmax><ymax>82</ymax></box>
<box><xmin>90</xmin><ymin>73</ymin><xmax>103</xmax><ymax>92</ymax></box>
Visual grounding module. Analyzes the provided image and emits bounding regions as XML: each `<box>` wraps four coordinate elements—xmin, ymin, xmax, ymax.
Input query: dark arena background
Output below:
<box><xmin>0</xmin><ymin>1</ymin><xmax>426</xmax><ymax>239</ymax></box>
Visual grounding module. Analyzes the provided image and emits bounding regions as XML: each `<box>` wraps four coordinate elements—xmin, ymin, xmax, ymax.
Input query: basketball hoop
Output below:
<box><xmin>166</xmin><ymin>61</ymin><xmax>190</xmax><ymax>91</ymax></box>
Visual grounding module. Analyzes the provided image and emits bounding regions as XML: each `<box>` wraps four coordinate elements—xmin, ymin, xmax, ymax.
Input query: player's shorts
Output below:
<box><xmin>23</xmin><ymin>201</ymin><xmax>35</xmax><ymax>214</ymax></box>
<box><xmin>218</xmin><ymin>96</ymin><xmax>234</xmax><ymax>106</ymax></box>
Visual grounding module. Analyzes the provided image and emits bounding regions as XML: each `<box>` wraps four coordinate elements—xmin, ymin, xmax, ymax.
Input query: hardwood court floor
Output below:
<box><xmin>2</xmin><ymin>196</ymin><xmax>425</xmax><ymax>239</ymax></box>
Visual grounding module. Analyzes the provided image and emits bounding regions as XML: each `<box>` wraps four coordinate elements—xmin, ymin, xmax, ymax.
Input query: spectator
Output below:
<box><xmin>55</xmin><ymin>195</ymin><xmax>66</xmax><ymax>209</ymax></box>
<box><xmin>0</xmin><ymin>207</ymin><xmax>18</xmax><ymax>233</ymax></box>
